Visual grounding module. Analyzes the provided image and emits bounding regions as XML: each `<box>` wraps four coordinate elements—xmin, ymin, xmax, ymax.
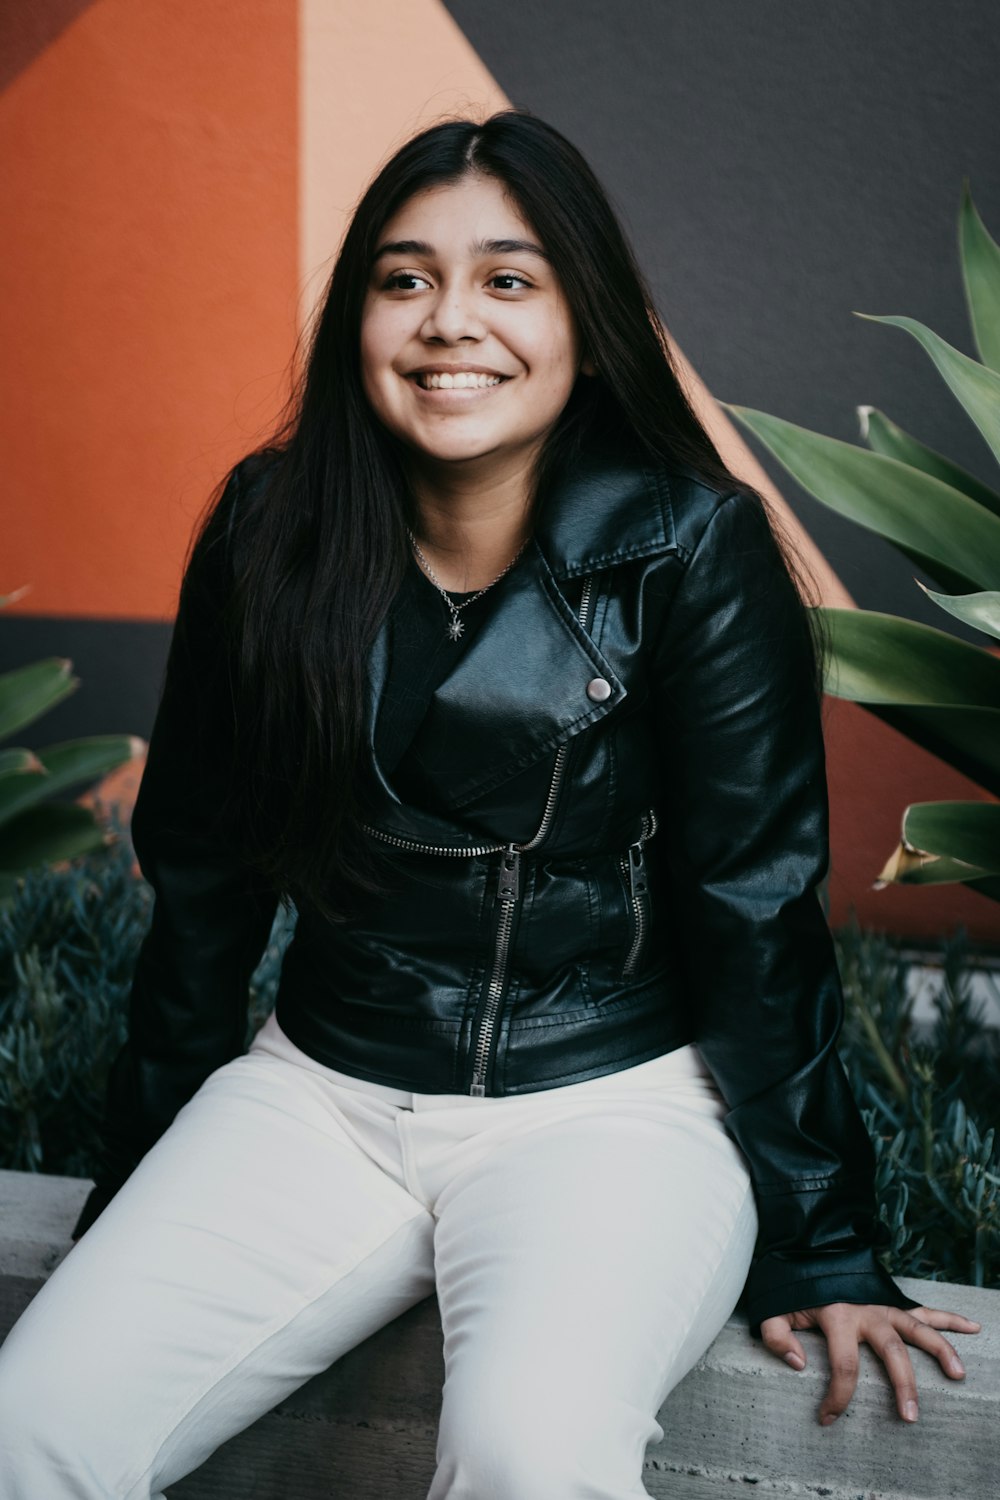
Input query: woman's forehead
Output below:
<box><xmin>379</xmin><ymin>177</ymin><xmax>541</xmax><ymax>251</ymax></box>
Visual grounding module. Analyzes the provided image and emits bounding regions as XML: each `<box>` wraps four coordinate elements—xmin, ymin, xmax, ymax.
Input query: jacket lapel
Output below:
<box><xmin>363</xmin><ymin>433</ymin><xmax>682</xmax><ymax>818</ymax></box>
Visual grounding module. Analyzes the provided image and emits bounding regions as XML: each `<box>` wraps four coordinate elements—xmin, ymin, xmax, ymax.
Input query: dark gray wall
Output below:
<box><xmin>445</xmin><ymin>0</ymin><xmax>1000</xmax><ymax>617</ymax></box>
<box><xmin>1</xmin><ymin>616</ymin><xmax>167</xmax><ymax>753</ymax></box>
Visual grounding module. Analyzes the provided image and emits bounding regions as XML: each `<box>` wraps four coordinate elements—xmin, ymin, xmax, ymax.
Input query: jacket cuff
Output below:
<box><xmin>743</xmin><ymin>1245</ymin><xmax>924</xmax><ymax>1339</ymax></box>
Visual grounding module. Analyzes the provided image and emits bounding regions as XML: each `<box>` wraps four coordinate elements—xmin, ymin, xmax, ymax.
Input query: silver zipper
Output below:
<box><xmin>361</xmin><ymin>830</ymin><xmax>508</xmax><ymax>857</ymax></box>
<box><xmin>467</xmin><ymin>574</ymin><xmax>596</xmax><ymax>1094</ymax></box>
<box><xmin>619</xmin><ymin>807</ymin><xmax>658</xmax><ymax>979</ymax></box>
<box><xmin>469</xmin><ymin>844</ymin><xmax>520</xmax><ymax>1094</ymax></box>
<box><xmin>361</xmin><ymin>577</ymin><xmax>598</xmax><ymax>1095</ymax></box>
<box><xmin>362</xmin><ymin>574</ymin><xmax>595</xmax><ymax>867</ymax></box>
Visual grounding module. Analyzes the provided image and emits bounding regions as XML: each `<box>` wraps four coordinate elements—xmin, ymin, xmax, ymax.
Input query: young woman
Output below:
<box><xmin>0</xmin><ymin>109</ymin><xmax>980</xmax><ymax>1499</ymax></box>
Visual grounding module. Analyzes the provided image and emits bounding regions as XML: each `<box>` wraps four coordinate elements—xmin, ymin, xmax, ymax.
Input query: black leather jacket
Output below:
<box><xmin>73</xmin><ymin>434</ymin><xmax>921</xmax><ymax>1338</ymax></box>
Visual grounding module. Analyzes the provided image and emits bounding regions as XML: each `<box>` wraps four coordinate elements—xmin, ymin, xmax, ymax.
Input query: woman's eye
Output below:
<box><xmin>383</xmin><ymin>271</ymin><xmax>432</xmax><ymax>291</ymax></box>
<box><xmin>380</xmin><ymin>269</ymin><xmax>533</xmax><ymax>293</ymax></box>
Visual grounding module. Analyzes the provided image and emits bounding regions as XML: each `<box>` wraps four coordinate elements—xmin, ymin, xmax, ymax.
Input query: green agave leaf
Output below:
<box><xmin>857</xmin><ymin>700</ymin><xmax>1000</xmax><ymax>799</ymax></box>
<box><xmin>876</xmin><ymin>850</ymin><xmax>993</xmax><ymax>886</ymax></box>
<box><xmin>0</xmin><ymin>748</ymin><xmax>41</xmax><ymax>777</ymax></box>
<box><xmin>816</xmin><ymin>607</ymin><xmax>1000</xmax><ymax>793</ymax></box>
<box><xmin>724</xmin><ymin>406</ymin><xmax>1000</xmax><ymax>591</ymax></box>
<box><xmin>0</xmin><ymin>802</ymin><xmax>107</xmax><ymax>872</ymax></box>
<box><xmin>0</xmin><ymin>659</ymin><xmax>78</xmax><ymax>742</ymax></box>
<box><xmin>855</xmin><ymin>313</ymin><xmax>1000</xmax><ymax>468</ymax></box>
<box><xmin>875</xmin><ymin>797</ymin><xmax>1000</xmax><ymax>900</ymax></box>
<box><xmin>0</xmin><ymin>735</ymin><xmax>142</xmax><ymax>830</ymax></box>
<box><xmin>960</xmin><ymin>180</ymin><xmax>1000</xmax><ymax>374</ymax></box>
<box><xmin>817</xmin><ymin>607</ymin><xmax>1000</xmax><ymax>705</ymax></box>
<box><xmin>858</xmin><ymin>405</ymin><xmax>1000</xmax><ymax>519</ymax></box>
<box><xmin>897</xmin><ymin>862</ymin><xmax>1000</xmax><ymax>901</ymax></box>
<box><xmin>869</xmin><ymin>816</ymin><xmax>1000</xmax><ymax>894</ymax></box>
<box><xmin>914</xmin><ymin>579</ymin><xmax>1000</xmax><ymax>641</ymax></box>
<box><xmin>902</xmin><ymin>800</ymin><xmax>1000</xmax><ymax>874</ymax></box>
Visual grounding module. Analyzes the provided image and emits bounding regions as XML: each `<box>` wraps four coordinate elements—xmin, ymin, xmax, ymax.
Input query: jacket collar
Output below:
<box><xmin>362</xmin><ymin>431</ymin><xmax>683</xmax><ymax>832</ymax></box>
<box><xmin>531</xmin><ymin>430</ymin><xmax>679</xmax><ymax>580</ymax></box>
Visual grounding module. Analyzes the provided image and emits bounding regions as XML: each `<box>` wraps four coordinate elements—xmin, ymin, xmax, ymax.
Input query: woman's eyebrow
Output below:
<box><xmin>371</xmin><ymin>237</ymin><xmax>550</xmax><ymax>264</ymax></box>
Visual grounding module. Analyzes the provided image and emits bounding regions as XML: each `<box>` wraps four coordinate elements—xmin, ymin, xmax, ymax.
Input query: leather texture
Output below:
<box><xmin>72</xmin><ymin>432</ymin><xmax>922</xmax><ymax>1338</ymax></box>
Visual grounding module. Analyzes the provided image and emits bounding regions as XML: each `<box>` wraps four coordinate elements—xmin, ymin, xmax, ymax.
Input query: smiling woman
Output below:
<box><xmin>359</xmin><ymin>174</ymin><xmax>597</xmax><ymax>588</ymax></box>
<box><xmin>0</xmin><ymin>109</ymin><xmax>979</xmax><ymax>1500</ymax></box>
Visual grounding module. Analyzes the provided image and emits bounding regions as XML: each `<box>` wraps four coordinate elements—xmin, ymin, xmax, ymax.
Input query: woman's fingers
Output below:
<box><xmin>760</xmin><ymin>1303</ymin><xmax>983</xmax><ymax>1425</ymax></box>
<box><xmin>905</xmin><ymin>1305</ymin><xmax>982</xmax><ymax>1335</ymax></box>
<box><xmin>758</xmin><ymin>1313</ymin><xmax>808</xmax><ymax>1370</ymax></box>
<box><xmin>865</xmin><ymin>1319</ymin><xmax>922</xmax><ymax>1421</ymax></box>
<box><xmin>814</xmin><ymin>1307</ymin><xmax>862</xmax><ymax>1424</ymax></box>
<box><xmin>819</xmin><ymin>1305</ymin><xmax>982</xmax><ymax>1425</ymax></box>
<box><xmin>896</xmin><ymin>1306</ymin><xmax>981</xmax><ymax>1380</ymax></box>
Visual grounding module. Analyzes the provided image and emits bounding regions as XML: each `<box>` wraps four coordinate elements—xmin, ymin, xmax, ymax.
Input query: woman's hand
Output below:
<box><xmin>760</xmin><ymin>1302</ymin><xmax>982</xmax><ymax>1425</ymax></box>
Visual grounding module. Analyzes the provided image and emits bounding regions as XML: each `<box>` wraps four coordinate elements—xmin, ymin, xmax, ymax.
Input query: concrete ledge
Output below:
<box><xmin>0</xmin><ymin>1168</ymin><xmax>995</xmax><ymax>1499</ymax></box>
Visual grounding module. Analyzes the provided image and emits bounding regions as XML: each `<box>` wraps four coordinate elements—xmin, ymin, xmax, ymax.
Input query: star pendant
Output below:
<box><xmin>447</xmin><ymin>616</ymin><xmax>465</xmax><ymax>641</ymax></box>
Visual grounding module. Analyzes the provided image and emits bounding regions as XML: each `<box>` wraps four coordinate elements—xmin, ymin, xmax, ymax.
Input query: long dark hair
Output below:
<box><xmin>188</xmin><ymin>108</ymin><xmax>827</xmax><ymax>925</ymax></box>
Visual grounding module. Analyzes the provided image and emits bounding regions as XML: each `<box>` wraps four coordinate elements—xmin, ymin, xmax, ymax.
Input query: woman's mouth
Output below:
<box><xmin>410</xmin><ymin>371</ymin><xmax>510</xmax><ymax>391</ymax></box>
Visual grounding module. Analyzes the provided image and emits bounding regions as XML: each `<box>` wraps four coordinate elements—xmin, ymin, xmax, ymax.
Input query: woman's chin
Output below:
<box><xmin>401</xmin><ymin>433</ymin><xmax>509</xmax><ymax>469</ymax></box>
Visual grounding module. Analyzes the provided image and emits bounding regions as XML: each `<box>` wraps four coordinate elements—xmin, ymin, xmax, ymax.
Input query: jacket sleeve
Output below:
<box><xmin>72</xmin><ymin>464</ymin><xmax>279</xmax><ymax>1241</ymax></box>
<box><xmin>648</xmin><ymin>486</ymin><xmax>922</xmax><ymax>1337</ymax></box>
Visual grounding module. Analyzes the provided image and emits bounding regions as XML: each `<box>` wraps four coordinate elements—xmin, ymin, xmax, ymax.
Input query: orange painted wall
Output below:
<box><xmin>2</xmin><ymin>0</ymin><xmax>298</xmax><ymax>621</ymax></box>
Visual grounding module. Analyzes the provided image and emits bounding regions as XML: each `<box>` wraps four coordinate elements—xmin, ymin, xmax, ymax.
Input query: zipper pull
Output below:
<box><xmin>625</xmin><ymin>839</ymin><xmax>648</xmax><ymax>898</ymax></box>
<box><xmin>497</xmin><ymin>843</ymin><xmax>520</xmax><ymax>902</ymax></box>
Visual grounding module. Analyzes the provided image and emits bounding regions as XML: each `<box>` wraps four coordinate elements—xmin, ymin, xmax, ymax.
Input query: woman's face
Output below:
<box><xmin>360</xmin><ymin>173</ymin><xmax>594</xmax><ymax>479</ymax></box>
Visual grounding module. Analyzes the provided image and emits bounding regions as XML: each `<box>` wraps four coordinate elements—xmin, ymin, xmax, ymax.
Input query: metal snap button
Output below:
<box><xmin>586</xmin><ymin>677</ymin><xmax>612</xmax><ymax>702</ymax></box>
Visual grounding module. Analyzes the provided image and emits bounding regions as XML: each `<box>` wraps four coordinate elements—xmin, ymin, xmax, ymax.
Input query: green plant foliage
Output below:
<box><xmin>0</xmin><ymin>839</ymin><xmax>996</xmax><ymax>1289</ymax></box>
<box><xmin>815</xmin><ymin>610</ymin><xmax>1000</xmax><ymax>804</ymax></box>
<box><xmin>858</xmin><ymin>404</ymin><xmax>1000</xmax><ymax>514</ymax></box>
<box><xmin>855</xmin><ymin>313</ymin><xmax>1000</xmax><ymax>467</ymax></box>
<box><xmin>914</xmin><ymin>580</ymin><xmax>1000</xmax><ymax>638</ymax></box>
<box><xmin>722</xmin><ymin>410</ymin><xmax>1000</xmax><ymax>594</ymax></box>
<box><xmin>0</xmin><ymin>805</ymin><xmax>150</xmax><ymax>1174</ymax></box>
<box><xmin>722</xmin><ymin>184</ymin><xmax>1000</xmax><ymax>902</ymax></box>
<box><xmin>961</xmin><ymin>179</ymin><xmax>1000</xmax><ymax>373</ymax></box>
<box><xmin>0</xmin><ymin>807</ymin><xmax>295</xmax><ymax>1175</ymax></box>
<box><xmin>0</xmin><ymin>593</ymin><xmax>141</xmax><ymax>899</ymax></box>
<box><xmin>836</xmin><ymin>914</ymin><xmax>1000</xmax><ymax>1288</ymax></box>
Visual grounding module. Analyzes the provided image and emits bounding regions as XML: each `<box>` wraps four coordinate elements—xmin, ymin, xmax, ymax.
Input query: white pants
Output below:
<box><xmin>0</xmin><ymin>1011</ymin><xmax>758</xmax><ymax>1499</ymax></box>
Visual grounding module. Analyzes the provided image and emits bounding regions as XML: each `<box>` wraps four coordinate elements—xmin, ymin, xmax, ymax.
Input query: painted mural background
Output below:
<box><xmin>3</xmin><ymin>0</ymin><xmax>999</xmax><ymax>941</ymax></box>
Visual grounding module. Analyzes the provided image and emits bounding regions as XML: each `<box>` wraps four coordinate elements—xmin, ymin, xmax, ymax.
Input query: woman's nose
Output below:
<box><xmin>420</xmin><ymin>287</ymin><xmax>487</xmax><ymax>343</ymax></box>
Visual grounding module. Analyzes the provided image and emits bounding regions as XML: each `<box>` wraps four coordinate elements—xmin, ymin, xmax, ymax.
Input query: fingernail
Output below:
<box><xmin>952</xmin><ymin>1359</ymin><xmax>965</xmax><ymax>1376</ymax></box>
<box><xmin>784</xmin><ymin>1352</ymin><xmax>804</xmax><ymax>1370</ymax></box>
<box><xmin>904</xmin><ymin>1400</ymin><xmax>918</xmax><ymax>1422</ymax></box>
<box><xmin>820</xmin><ymin>1413</ymin><xmax>838</xmax><ymax>1427</ymax></box>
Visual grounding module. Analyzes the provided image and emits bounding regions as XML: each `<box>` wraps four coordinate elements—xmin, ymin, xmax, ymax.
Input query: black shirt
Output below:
<box><xmin>375</xmin><ymin>556</ymin><xmax>498</xmax><ymax>809</ymax></box>
<box><xmin>375</xmin><ymin>550</ymin><xmax>587</xmax><ymax>819</ymax></box>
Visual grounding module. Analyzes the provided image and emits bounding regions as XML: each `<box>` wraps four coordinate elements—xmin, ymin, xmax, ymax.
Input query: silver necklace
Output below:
<box><xmin>407</xmin><ymin>527</ymin><xmax>530</xmax><ymax>641</ymax></box>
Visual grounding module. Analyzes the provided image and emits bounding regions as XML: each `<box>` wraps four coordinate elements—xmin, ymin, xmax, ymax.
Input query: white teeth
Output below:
<box><xmin>416</xmin><ymin>372</ymin><xmax>504</xmax><ymax>390</ymax></box>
